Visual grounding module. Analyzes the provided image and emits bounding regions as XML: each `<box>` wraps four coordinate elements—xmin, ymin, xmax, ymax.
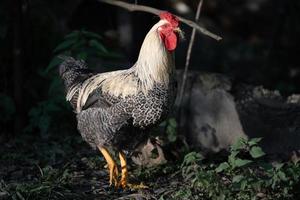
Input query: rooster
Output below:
<box><xmin>59</xmin><ymin>12</ymin><xmax>180</xmax><ymax>189</ymax></box>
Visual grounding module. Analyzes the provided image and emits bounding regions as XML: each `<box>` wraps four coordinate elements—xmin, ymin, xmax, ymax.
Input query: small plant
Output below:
<box><xmin>165</xmin><ymin>118</ymin><xmax>178</xmax><ymax>143</ymax></box>
<box><xmin>215</xmin><ymin>137</ymin><xmax>265</xmax><ymax>173</ymax></box>
<box><xmin>175</xmin><ymin>137</ymin><xmax>300</xmax><ymax>200</ymax></box>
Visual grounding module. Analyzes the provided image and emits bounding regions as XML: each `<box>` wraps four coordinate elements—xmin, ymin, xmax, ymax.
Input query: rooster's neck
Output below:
<box><xmin>135</xmin><ymin>21</ymin><xmax>175</xmax><ymax>91</ymax></box>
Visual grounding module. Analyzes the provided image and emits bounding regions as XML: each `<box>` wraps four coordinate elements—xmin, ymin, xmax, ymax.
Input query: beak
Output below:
<box><xmin>174</xmin><ymin>27</ymin><xmax>184</xmax><ymax>39</ymax></box>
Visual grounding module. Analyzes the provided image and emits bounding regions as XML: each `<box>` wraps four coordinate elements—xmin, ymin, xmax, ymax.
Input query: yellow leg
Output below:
<box><xmin>98</xmin><ymin>146</ymin><xmax>119</xmax><ymax>187</ymax></box>
<box><xmin>119</xmin><ymin>152</ymin><xmax>128</xmax><ymax>188</ymax></box>
<box><xmin>119</xmin><ymin>151</ymin><xmax>148</xmax><ymax>189</ymax></box>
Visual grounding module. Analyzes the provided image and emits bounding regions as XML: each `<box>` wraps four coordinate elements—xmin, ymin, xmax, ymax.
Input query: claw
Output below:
<box><xmin>127</xmin><ymin>183</ymin><xmax>149</xmax><ymax>190</ymax></box>
<box><xmin>99</xmin><ymin>147</ymin><xmax>149</xmax><ymax>189</ymax></box>
<box><xmin>119</xmin><ymin>152</ymin><xmax>148</xmax><ymax>190</ymax></box>
<box><xmin>98</xmin><ymin>146</ymin><xmax>119</xmax><ymax>187</ymax></box>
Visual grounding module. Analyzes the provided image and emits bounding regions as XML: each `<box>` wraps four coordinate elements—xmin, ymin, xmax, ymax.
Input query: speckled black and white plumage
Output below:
<box><xmin>77</xmin><ymin>81</ymin><xmax>176</xmax><ymax>152</ymax></box>
<box><xmin>59</xmin><ymin>57</ymin><xmax>94</xmax><ymax>110</ymax></box>
<box><xmin>59</xmin><ymin>17</ymin><xmax>179</xmax><ymax>155</ymax></box>
<box><xmin>59</xmin><ymin>57</ymin><xmax>176</xmax><ymax>154</ymax></box>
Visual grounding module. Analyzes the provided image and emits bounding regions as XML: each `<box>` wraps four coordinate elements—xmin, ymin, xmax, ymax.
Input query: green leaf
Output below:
<box><xmin>274</xmin><ymin>163</ymin><xmax>284</xmax><ymax>170</ymax></box>
<box><xmin>234</xmin><ymin>159</ymin><xmax>253</xmax><ymax>167</ymax></box>
<box><xmin>215</xmin><ymin>162</ymin><xmax>230</xmax><ymax>173</ymax></box>
<box><xmin>45</xmin><ymin>56</ymin><xmax>63</xmax><ymax>74</ymax></box>
<box><xmin>168</xmin><ymin>118</ymin><xmax>177</xmax><ymax>127</ymax></box>
<box><xmin>54</xmin><ymin>39</ymin><xmax>76</xmax><ymax>53</ymax></box>
<box><xmin>76</xmin><ymin>52</ymin><xmax>88</xmax><ymax>60</ymax></box>
<box><xmin>217</xmin><ymin>194</ymin><xmax>226</xmax><ymax>200</ymax></box>
<box><xmin>230</xmin><ymin>151</ymin><xmax>239</xmax><ymax>158</ymax></box>
<box><xmin>159</xmin><ymin>121</ymin><xmax>167</xmax><ymax>127</ymax></box>
<box><xmin>249</xmin><ymin>146</ymin><xmax>266</xmax><ymax>158</ymax></box>
<box><xmin>240</xmin><ymin>180</ymin><xmax>247</xmax><ymax>190</ymax></box>
<box><xmin>253</xmin><ymin>180</ymin><xmax>263</xmax><ymax>191</ymax></box>
<box><xmin>16</xmin><ymin>191</ymin><xmax>25</xmax><ymax>200</ymax></box>
<box><xmin>248</xmin><ymin>137</ymin><xmax>262</xmax><ymax>146</ymax></box>
<box><xmin>182</xmin><ymin>152</ymin><xmax>203</xmax><ymax>167</ymax></box>
<box><xmin>30</xmin><ymin>185</ymin><xmax>50</xmax><ymax>192</ymax></box>
<box><xmin>228</xmin><ymin>151</ymin><xmax>239</xmax><ymax>165</ymax></box>
<box><xmin>231</xmin><ymin>138</ymin><xmax>246</xmax><ymax>150</ymax></box>
<box><xmin>71</xmin><ymin>39</ymin><xmax>86</xmax><ymax>50</ymax></box>
<box><xmin>159</xmin><ymin>196</ymin><xmax>165</xmax><ymax>200</ymax></box>
<box><xmin>167</xmin><ymin>126</ymin><xmax>177</xmax><ymax>142</ymax></box>
<box><xmin>283</xmin><ymin>187</ymin><xmax>289</xmax><ymax>195</ymax></box>
<box><xmin>64</xmin><ymin>31</ymin><xmax>80</xmax><ymax>39</ymax></box>
<box><xmin>232</xmin><ymin>175</ymin><xmax>244</xmax><ymax>183</ymax></box>
<box><xmin>166</xmin><ymin>118</ymin><xmax>177</xmax><ymax>142</ymax></box>
<box><xmin>260</xmin><ymin>163</ymin><xmax>273</xmax><ymax>171</ymax></box>
<box><xmin>278</xmin><ymin>171</ymin><xmax>288</xmax><ymax>181</ymax></box>
<box><xmin>82</xmin><ymin>30</ymin><xmax>102</xmax><ymax>40</ymax></box>
<box><xmin>48</xmin><ymin>77</ymin><xmax>63</xmax><ymax>96</ymax></box>
<box><xmin>89</xmin><ymin>39</ymin><xmax>108</xmax><ymax>53</ymax></box>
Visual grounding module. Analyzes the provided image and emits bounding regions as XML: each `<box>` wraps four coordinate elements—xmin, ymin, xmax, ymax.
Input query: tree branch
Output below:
<box><xmin>177</xmin><ymin>0</ymin><xmax>204</xmax><ymax>111</ymax></box>
<box><xmin>97</xmin><ymin>0</ymin><xmax>222</xmax><ymax>41</ymax></box>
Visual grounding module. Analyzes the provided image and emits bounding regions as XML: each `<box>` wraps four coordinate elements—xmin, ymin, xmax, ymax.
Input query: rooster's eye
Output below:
<box><xmin>158</xmin><ymin>24</ymin><xmax>172</xmax><ymax>33</ymax></box>
<box><xmin>161</xmin><ymin>24</ymin><xmax>170</xmax><ymax>29</ymax></box>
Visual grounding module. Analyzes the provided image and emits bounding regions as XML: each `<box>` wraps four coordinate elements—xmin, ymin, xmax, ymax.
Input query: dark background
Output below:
<box><xmin>1</xmin><ymin>0</ymin><xmax>300</xmax><ymax>139</ymax></box>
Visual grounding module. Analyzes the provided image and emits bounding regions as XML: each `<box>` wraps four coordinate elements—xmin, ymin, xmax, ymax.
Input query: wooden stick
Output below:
<box><xmin>97</xmin><ymin>0</ymin><xmax>222</xmax><ymax>41</ymax></box>
<box><xmin>178</xmin><ymin>0</ymin><xmax>204</xmax><ymax>108</ymax></box>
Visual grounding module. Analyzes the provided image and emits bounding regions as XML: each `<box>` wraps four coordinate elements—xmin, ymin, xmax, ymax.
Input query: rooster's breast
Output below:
<box><xmin>132</xmin><ymin>82</ymin><xmax>175</xmax><ymax>128</ymax></box>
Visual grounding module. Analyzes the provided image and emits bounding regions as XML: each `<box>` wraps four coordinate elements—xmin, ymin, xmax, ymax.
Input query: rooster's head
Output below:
<box><xmin>158</xmin><ymin>12</ymin><xmax>181</xmax><ymax>51</ymax></box>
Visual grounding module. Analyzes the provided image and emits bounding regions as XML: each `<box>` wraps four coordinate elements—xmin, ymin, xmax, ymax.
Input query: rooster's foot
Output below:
<box><xmin>98</xmin><ymin>146</ymin><xmax>119</xmax><ymax>187</ymax></box>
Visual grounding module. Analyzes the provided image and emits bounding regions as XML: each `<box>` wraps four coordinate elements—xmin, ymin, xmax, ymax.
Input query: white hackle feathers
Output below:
<box><xmin>67</xmin><ymin>19</ymin><xmax>175</xmax><ymax>113</ymax></box>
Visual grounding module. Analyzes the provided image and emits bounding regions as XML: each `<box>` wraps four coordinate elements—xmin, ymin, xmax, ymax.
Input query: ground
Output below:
<box><xmin>1</xmin><ymin>133</ymin><xmax>300</xmax><ymax>200</ymax></box>
<box><xmin>0</xmin><ymin>134</ymin><xmax>186</xmax><ymax>200</ymax></box>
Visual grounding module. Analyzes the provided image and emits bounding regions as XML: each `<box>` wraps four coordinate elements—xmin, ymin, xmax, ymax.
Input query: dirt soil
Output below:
<box><xmin>0</xmin><ymin>134</ymin><xmax>185</xmax><ymax>200</ymax></box>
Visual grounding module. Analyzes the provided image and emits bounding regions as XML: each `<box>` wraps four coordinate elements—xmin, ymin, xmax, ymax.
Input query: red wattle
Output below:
<box><xmin>163</xmin><ymin>32</ymin><xmax>177</xmax><ymax>51</ymax></box>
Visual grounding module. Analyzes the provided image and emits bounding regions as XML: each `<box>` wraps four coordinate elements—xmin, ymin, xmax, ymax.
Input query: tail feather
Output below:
<box><xmin>58</xmin><ymin>56</ymin><xmax>94</xmax><ymax>111</ymax></box>
<box><xmin>59</xmin><ymin>56</ymin><xmax>93</xmax><ymax>91</ymax></box>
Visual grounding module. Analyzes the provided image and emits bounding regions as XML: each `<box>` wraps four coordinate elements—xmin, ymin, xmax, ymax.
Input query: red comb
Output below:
<box><xmin>159</xmin><ymin>12</ymin><xmax>179</xmax><ymax>27</ymax></box>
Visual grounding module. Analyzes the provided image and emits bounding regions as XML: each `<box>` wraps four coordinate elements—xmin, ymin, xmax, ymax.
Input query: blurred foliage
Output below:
<box><xmin>158</xmin><ymin>118</ymin><xmax>178</xmax><ymax>143</ymax></box>
<box><xmin>24</xmin><ymin>29</ymin><xmax>120</xmax><ymax>138</ymax></box>
<box><xmin>0</xmin><ymin>93</ymin><xmax>15</xmax><ymax>123</ymax></box>
<box><xmin>46</xmin><ymin>30</ymin><xmax>121</xmax><ymax>73</ymax></box>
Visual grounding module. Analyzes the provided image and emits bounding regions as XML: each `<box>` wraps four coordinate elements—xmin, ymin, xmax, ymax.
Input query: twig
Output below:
<box><xmin>98</xmin><ymin>0</ymin><xmax>222</xmax><ymax>41</ymax></box>
<box><xmin>177</xmin><ymin>0</ymin><xmax>203</xmax><ymax>108</ymax></box>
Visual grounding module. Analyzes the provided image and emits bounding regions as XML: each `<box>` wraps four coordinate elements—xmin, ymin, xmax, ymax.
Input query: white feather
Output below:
<box><xmin>69</xmin><ymin>19</ymin><xmax>175</xmax><ymax>113</ymax></box>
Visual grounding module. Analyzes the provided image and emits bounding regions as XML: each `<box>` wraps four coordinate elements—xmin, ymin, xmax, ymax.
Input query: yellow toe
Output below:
<box><xmin>127</xmin><ymin>183</ymin><xmax>149</xmax><ymax>190</ymax></box>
